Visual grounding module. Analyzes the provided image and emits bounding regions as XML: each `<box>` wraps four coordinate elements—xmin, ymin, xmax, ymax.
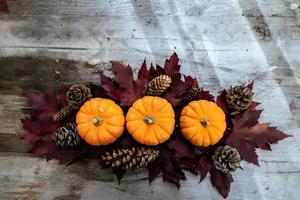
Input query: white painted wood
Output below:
<box><xmin>0</xmin><ymin>0</ymin><xmax>299</xmax><ymax>199</ymax></box>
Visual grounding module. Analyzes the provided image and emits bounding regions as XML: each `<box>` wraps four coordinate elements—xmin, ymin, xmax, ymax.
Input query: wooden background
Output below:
<box><xmin>0</xmin><ymin>0</ymin><xmax>299</xmax><ymax>199</ymax></box>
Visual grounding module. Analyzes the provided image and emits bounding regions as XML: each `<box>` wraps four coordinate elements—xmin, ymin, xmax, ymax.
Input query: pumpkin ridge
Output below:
<box><xmin>180</xmin><ymin>114</ymin><xmax>199</xmax><ymax>121</ymax></box>
<box><xmin>131</xmin><ymin>106</ymin><xmax>147</xmax><ymax>117</ymax></box>
<box><xmin>155</xmin><ymin>100</ymin><xmax>169</xmax><ymax>113</ymax></box>
<box><xmin>79</xmin><ymin>123</ymin><xmax>92</xmax><ymax>139</ymax></box>
<box><xmin>198</xmin><ymin>100</ymin><xmax>207</xmax><ymax>116</ymax></box>
<box><xmin>141</xmin><ymin>97</ymin><xmax>151</xmax><ymax>114</ymax></box>
<box><xmin>154</xmin><ymin>125</ymin><xmax>169</xmax><ymax>142</ymax></box>
<box><xmin>189</xmin><ymin>103</ymin><xmax>202</xmax><ymax>118</ymax></box>
<box><xmin>209</xmin><ymin>123</ymin><xmax>225</xmax><ymax>132</ymax></box>
<box><xmin>96</xmin><ymin>128</ymin><xmax>103</xmax><ymax>145</ymax></box>
<box><xmin>156</xmin><ymin>123</ymin><xmax>171</xmax><ymax>136</ymax></box>
<box><xmin>150</xmin><ymin>126</ymin><xmax>160</xmax><ymax>145</ymax></box>
<box><xmin>206</xmin><ymin>105</ymin><xmax>219</xmax><ymax>119</ymax></box>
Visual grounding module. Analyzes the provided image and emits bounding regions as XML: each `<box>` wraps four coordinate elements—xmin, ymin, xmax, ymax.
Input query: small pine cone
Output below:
<box><xmin>144</xmin><ymin>75</ymin><xmax>172</xmax><ymax>96</ymax></box>
<box><xmin>194</xmin><ymin>146</ymin><xmax>208</xmax><ymax>156</ymax></box>
<box><xmin>212</xmin><ymin>145</ymin><xmax>241</xmax><ymax>173</ymax></box>
<box><xmin>52</xmin><ymin>84</ymin><xmax>92</xmax><ymax>122</ymax></box>
<box><xmin>226</xmin><ymin>85</ymin><xmax>253</xmax><ymax>111</ymax></box>
<box><xmin>52</xmin><ymin>105</ymin><xmax>72</xmax><ymax>122</ymax></box>
<box><xmin>100</xmin><ymin>147</ymin><xmax>159</xmax><ymax>170</ymax></box>
<box><xmin>66</xmin><ymin>84</ymin><xmax>92</xmax><ymax>109</ymax></box>
<box><xmin>182</xmin><ymin>83</ymin><xmax>201</xmax><ymax>103</ymax></box>
<box><xmin>54</xmin><ymin>123</ymin><xmax>81</xmax><ymax>148</ymax></box>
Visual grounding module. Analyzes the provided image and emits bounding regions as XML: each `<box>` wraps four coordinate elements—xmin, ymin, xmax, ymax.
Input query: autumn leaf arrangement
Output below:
<box><xmin>21</xmin><ymin>53</ymin><xmax>290</xmax><ymax>198</ymax></box>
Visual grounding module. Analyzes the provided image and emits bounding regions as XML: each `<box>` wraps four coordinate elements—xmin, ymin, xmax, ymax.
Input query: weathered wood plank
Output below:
<box><xmin>4</xmin><ymin>0</ymin><xmax>296</xmax><ymax>17</ymax></box>
<box><xmin>0</xmin><ymin>154</ymin><xmax>299</xmax><ymax>200</ymax></box>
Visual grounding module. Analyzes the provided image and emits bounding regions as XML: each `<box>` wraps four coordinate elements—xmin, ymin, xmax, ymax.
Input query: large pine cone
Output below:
<box><xmin>100</xmin><ymin>147</ymin><xmax>159</xmax><ymax>170</ymax></box>
<box><xmin>226</xmin><ymin>85</ymin><xmax>253</xmax><ymax>111</ymax></box>
<box><xmin>212</xmin><ymin>145</ymin><xmax>241</xmax><ymax>173</ymax></box>
<box><xmin>144</xmin><ymin>75</ymin><xmax>172</xmax><ymax>96</ymax></box>
<box><xmin>54</xmin><ymin>123</ymin><xmax>81</xmax><ymax>148</ymax></box>
<box><xmin>66</xmin><ymin>84</ymin><xmax>92</xmax><ymax>109</ymax></box>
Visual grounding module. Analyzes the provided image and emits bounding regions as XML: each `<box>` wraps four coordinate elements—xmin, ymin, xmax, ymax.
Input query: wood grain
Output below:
<box><xmin>0</xmin><ymin>0</ymin><xmax>300</xmax><ymax>199</ymax></box>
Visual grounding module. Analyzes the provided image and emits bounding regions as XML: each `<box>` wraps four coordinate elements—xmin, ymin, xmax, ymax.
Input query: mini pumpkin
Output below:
<box><xmin>126</xmin><ymin>96</ymin><xmax>175</xmax><ymax>146</ymax></box>
<box><xmin>180</xmin><ymin>100</ymin><xmax>226</xmax><ymax>147</ymax></box>
<box><xmin>76</xmin><ymin>98</ymin><xmax>125</xmax><ymax>146</ymax></box>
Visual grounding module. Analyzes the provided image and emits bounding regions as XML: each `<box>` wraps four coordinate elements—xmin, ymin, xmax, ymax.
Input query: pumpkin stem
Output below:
<box><xmin>144</xmin><ymin>115</ymin><xmax>155</xmax><ymax>125</ymax></box>
<box><xmin>92</xmin><ymin>117</ymin><xmax>103</xmax><ymax>126</ymax></box>
<box><xmin>200</xmin><ymin>119</ymin><xmax>209</xmax><ymax>128</ymax></box>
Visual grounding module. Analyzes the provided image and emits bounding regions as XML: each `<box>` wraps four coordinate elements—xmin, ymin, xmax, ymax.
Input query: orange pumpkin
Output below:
<box><xmin>76</xmin><ymin>98</ymin><xmax>125</xmax><ymax>146</ymax></box>
<box><xmin>126</xmin><ymin>96</ymin><xmax>175</xmax><ymax>146</ymax></box>
<box><xmin>180</xmin><ymin>100</ymin><xmax>226</xmax><ymax>147</ymax></box>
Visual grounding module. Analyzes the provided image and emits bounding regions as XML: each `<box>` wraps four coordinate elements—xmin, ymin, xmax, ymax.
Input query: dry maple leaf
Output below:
<box><xmin>100</xmin><ymin>61</ymin><xmax>149</xmax><ymax>106</ymax></box>
<box><xmin>148</xmin><ymin>145</ymin><xmax>186</xmax><ymax>188</ymax></box>
<box><xmin>210</xmin><ymin>166</ymin><xmax>233</xmax><ymax>198</ymax></box>
<box><xmin>0</xmin><ymin>0</ymin><xmax>8</xmax><ymax>12</ymax></box>
<box><xmin>226</xmin><ymin>110</ymin><xmax>290</xmax><ymax>165</ymax></box>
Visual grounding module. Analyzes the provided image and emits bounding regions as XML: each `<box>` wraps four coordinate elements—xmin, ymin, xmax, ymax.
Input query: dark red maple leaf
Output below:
<box><xmin>199</xmin><ymin>90</ymin><xmax>215</xmax><ymax>102</ymax></box>
<box><xmin>148</xmin><ymin>146</ymin><xmax>186</xmax><ymax>188</ymax></box>
<box><xmin>248</xmin><ymin>101</ymin><xmax>261</xmax><ymax>110</ymax></box>
<box><xmin>163</xmin><ymin>80</ymin><xmax>191</xmax><ymax>106</ymax></box>
<box><xmin>167</xmin><ymin>135</ymin><xmax>194</xmax><ymax>159</ymax></box>
<box><xmin>167</xmin><ymin>135</ymin><xmax>197</xmax><ymax>172</ymax></box>
<box><xmin>164</xmin><ymin>52</ymin><xmax>181</xmax><ymax>82</ymax></box>
<box><xmin>226</xmin><ymin>110</ymin><xmax>290</xmax><ymax>165</ymax></box>
<box><xmin>0</xmin><ymin>0</ymin><xmax>8</xmax><ymax>12</ymax></box>
<box><xmin>197</xmin><ymin>156</ymin><xmax>212</xmax><ymax>182</ymax></box>
<box><xmin>21</xmin><ymin>88</ymin><xmax>82</xmax><ymax>164</ymax></box>
<box><xmin>210</xmin><ymin>166</ymin><xmax>233</xmax><ymax>198</ymax></box>
<box><xmin>100</xmin><ymin>61</ymin><xmax>150</xmax><ymax>106</ymax></box>
<box><xmin>48</xmin><ymin>144</ymin><xmax>88</xmax><ymax>165</ymax></box>
<box><xmin>216</xmin><ymin>90</ymin><xmax>230</xmax><ymax>115</ymax></box>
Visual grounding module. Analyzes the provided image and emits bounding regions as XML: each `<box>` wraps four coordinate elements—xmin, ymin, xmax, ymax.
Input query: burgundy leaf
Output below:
<box><xmin>48</xmin><ymin>144</ymin><xmax>88</xmax><ymax>165</ymax></box>
<box><xmin>184</xmin><ymin>75</ymin><xmax>198</xmax><ymax>85</ymax></box>
<box><xmin>246</xmin><ymin>81</ymin><xmax>254</xmax><ymax>90</ymax></box>
<box><xmin>100</xmin><ymin>74</ymin><xmax>123</xmax><ymax>102</ymax></box>
<box><xmin>226</xmin><ymin>110</ymin><xmax>290</xmax><ymax>165</ymax></box>
<box><xmin>167</xmin><ymin>136</ymin><xmax>194</xmax><ymax>159</ymax></box>
<box><xmin>179</xmin><ymin>158</ymin><xmax>198</xmax><ymax>172</ymax></box>
<box><xmin>163</xmin><ymin>80</ymin><xmax>191</xmax><ymax>106</ymax></box>
<box><xmin>198</xmin><ymin>156</ymin><xmax>212</xmax><ymax>182</ymax></box>
<box><xmin>248</xmin><ymin>101</ymin><xmax>261</xmax><ymax>110</ymax></box>
<box><xmin>199</xmin><ymin>90</ymin><xmax>215</xmax><ymax>102</ymax></box>
<box><xmin>20</xmin><ymin>133</ymin><xmax>41</xmax><ymax>142</ymax></box>
<box><xmin>148</xmin><ymin>161</ymin><xmax>162</xmax><ymax>183</ymax></box>
<box><xmin>28</xmin><ymin>141</ymin><xmax>58</xmax><ymax>157</ymax></box>
<box><xmin>149</xmin><ymin>146</ymin><xmax>186</xmax><ymax>188</ymax></box>
<box><xmin>113</xmin><ymin>167</ymin><xmax>126</xmax><ymax>183</ymax></box>
<box><xmin>210</xmin><ymin>167</ymin><xmax>233</xmax><ymax>198</ymax></box>
<box><xmin>164</xmin><ymin>52</ymin><xmax>180</xmax><ymax>81</ymax></box>
<box><xmin>111</xmin><ymin>61</ymin><xmax>135</xmax><ymax>92</ymax></box>
<box><xmin>0</xmin><ymin>0</ymin><xmax>9</xmax><ymax>12</ymax></box>
<box><xmin>89</xmin><ymin>83</ymin><xmax>110</xmax><ymax>98</ymax></box>
<box><xmin>216</xmin><ymin>90</ymin><xmax>230</xmax><ymax>115</ymax></box>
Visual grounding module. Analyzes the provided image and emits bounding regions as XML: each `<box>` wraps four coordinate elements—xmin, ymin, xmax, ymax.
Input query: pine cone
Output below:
<box><xmin>52</xmin><ymin>84</ymin><xmax>92</xmax><ymax>122</ymax></box>
<box><xmin>100</xmin><ymin>147</ymin><xmax>159</xmax><ymax>170</ymax></box>
<box><xmin>182</xmin><ymin>83</ymin><xmax>201</xmax><ymax>103</ymax></box>
<box><xmin>212</xmin><ymin>145</ymin><xmax>241</xmax><ymax>173</ymax></box>
<box><xmin>194</xmin><ymin>146</ymin><xmax>208</xmax><ymax>156</ymax></box>
<box><xmin>226</xmin><ymin>85</ymin><xmax>253</xmax><ymax>111</ymax></box>
<box><xmin>144</xmin><ymin>75</ymin><xmax>172</xmax><ymax>96</ymax></box>
<box><xmin>54</xmin><ymin>123</ymin><xmax>81</xmax><ymax>148</ymax></box>
<box><xmin>66</xmin><ymin>84</ymin><xmax>92</xmax><ymax>109</ymax></box>
<box><xmin>52</xmin><ymin>106</ymin><xmax>73</xmax><ymax>122</ymax></box>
